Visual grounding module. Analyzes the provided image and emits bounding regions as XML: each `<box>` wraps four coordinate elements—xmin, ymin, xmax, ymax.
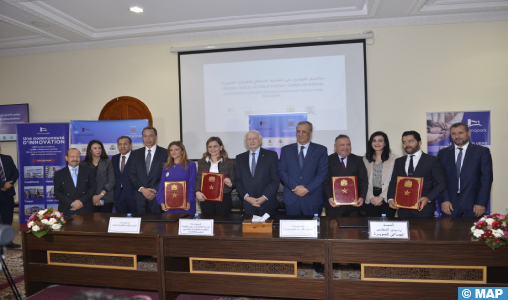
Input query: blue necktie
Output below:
<box><xmin>456</xmin><ymin>148</ymin><xmax>463</xmax><ymax>191</ymax></box>
<box><xmin>72</xmin><ymin>168</ymin><xmax>77</xmax><ymax>187</ymax></box>
<box><xmin>251</xmin><ymin>152</ymin><xmax>256</xmax><ymax>177</ymax></box>
<box><xmin>299</xmin><ymin>146</ymin><xmax>305</xmax><ymax>169</ymax></box>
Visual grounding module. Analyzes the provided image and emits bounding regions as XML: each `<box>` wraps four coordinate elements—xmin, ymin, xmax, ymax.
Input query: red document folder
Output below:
<box><xmin>201</xmin><ymin>172</ymin><xmax>225</xmax><ymax>202</ymax></box>
<box><xmin>332</xmin><ymin>176</ymin><xmax>358</xmax><ymax>205</ymax></box>
<box><xmin>394</xmin><ymin>176</ymin><xmax>424</xmax><ymax>210</ymax></box>
<box><xmin>164</xmin><ymin>181</ymin><xmax>187</xmax><ymax>209</ymax></box>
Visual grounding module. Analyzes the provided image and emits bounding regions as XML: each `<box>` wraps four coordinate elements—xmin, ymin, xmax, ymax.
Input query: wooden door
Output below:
<box><xmin>99</xmin><ymin>96</ymin><xmax>153</xmax><ymax>126</ymax></box>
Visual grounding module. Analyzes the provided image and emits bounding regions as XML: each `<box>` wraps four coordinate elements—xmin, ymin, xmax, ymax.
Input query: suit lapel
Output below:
<box><xmin>400</xmin><ymin>156</ymin><xmax>408</xmax><ymax>176</ymax></box>
<box><xmin>302</xmin><ymin>143</ymin><xmax>315</xmax><ymax>170</ymax></box>
<box><xmin>344</xmin><ymin>155</ymin><xmax>353</xmax><ymax>175</ymax></box>
<box><xmin>460</xmin><ymin>144</ymin><xmax>474</xmax><ymax>173</ymax></box>
<box><xmin>254</xmin><ymin>148</ymin><xmax>266</xmax><ymax>177</ymax></box>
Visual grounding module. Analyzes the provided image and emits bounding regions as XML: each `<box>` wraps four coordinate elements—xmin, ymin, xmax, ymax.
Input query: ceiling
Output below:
<box><xmin>1</xmin><ymin>0</ymin><xmax>507</xmax><ymax>57</ymax></box>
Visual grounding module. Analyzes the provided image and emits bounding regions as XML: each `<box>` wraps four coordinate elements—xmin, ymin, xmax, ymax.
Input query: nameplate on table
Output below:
<box><xmin>179</xmin><ymin>219</ymin><xmax>214</xmax><ymax>236</ymax></box>
<box><xmin>108</xmin><ymin>217</ymin><xmax>141</xmax><ymax>234</ymax></box>
<box><xmin>279</xmin><ymin>220</ymin><xmax>317</xmax><ymax>238</ymax></box>
<box><xmin>368</xmin><ymin>221</ymin><xmax>409</xmax><ymax>239</ymax></box>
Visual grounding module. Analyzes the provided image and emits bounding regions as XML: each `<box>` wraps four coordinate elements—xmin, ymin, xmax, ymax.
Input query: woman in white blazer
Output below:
<box><xmin>362</xmin><ymin>131</ymin><xmax>398</xmax><ymax>217</ymax></box>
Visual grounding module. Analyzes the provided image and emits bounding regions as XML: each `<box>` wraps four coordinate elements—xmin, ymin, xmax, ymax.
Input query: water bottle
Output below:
<box><xmin>126</xmin><ymin>213</ymin><xmax>132</xmax><ymax>217</ymax></box>
<box><xmin>380</xmin><ymin>213</ymin><xmax>388</xmax><ymax>221</ymax></box>
<box><xmin>193</xmin><ymin>213</ymin><xmax>200</xmax><ymax>219</ymax></box>
<box><xmin>313</xmin><ymin>213</ymin><xmax>320</xmax><ymax>233</ymax></box>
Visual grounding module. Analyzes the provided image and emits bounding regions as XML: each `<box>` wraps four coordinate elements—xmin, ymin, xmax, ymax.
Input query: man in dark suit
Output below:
<box><xmin>278</xmin><ymin>121</ymin><xmax>328</xmax><ymax>215</ymax></box>
<box><xmin>438</xmin><ymin>122</ymin><xmax>493</xmax><ymax>218</ymax></box>
<box><xmin>235</xmin><ymin>130</ymin><xmax>280</xmax><ymax>216</ymax></box>
<box><xmin>323</xmin><ymin>134</ymin><xmax>368</xmax><ymax>217</ymax></box>
<box><xmin>0</xmin><ymin>150</ymin><xmax>20</xmax><ymax>248</ymax></box>
<box><xmin>54</xmin><ymin>148</ymin><xmax>96</xmax><ymax>216</ymax></box>
<box><xmin>388</xmin><ymin>131</ymin><xmax>447</xmax><ymax>218</ymax></box>
<box><xmin>112</xmin><ymin>136</ymin><xmax>137</xmax><ymax>214</ymax></box>
<box><xmin>129</xmin><ymin>126</ymin><xmax>168</xmax><ymax>213</ymax></box>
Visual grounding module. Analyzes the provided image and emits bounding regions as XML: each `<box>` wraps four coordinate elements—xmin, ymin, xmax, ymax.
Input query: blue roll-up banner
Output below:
<box><xmin>426</xmin><ymin>111</ymin><xmax>491</xmax><ymax>217</ymax></box>
<box><xmin>16</xmin><ymin>123</ymin><xmax>69</xmax><ymax>227</ymax></box>
<box><xmin>70</xmin><ymin>120</ymin><xmax>148</xmax><ymax>158</ymax></box>
<box><xmin>249</xmin><ymin>113</ymin><xmax>307</xmax><ymax>157</ymax></box>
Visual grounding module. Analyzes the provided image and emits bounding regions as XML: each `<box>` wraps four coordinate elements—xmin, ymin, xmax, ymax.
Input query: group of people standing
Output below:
<box><xmin>54</xmin><ymin>120</ymin><xmax>493</xmax><ymax>220</ymax></box>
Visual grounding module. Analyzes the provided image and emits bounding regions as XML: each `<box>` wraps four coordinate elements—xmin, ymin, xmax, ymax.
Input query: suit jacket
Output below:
<box><xmin>363</xmin><ymin>153</ymin><xmax>399</xmax><ymax>204</ymax></box>
<box><xmin>323</xmin><ymin>153</ymin><xmax>368</xmax><ymax>209</ymax></box>
<box><xmin>112</xmin><ymin>152</ymin><xmax>135</xmax><ymax>201</ymax></box>
<box><xmin>437</xmin><ymin>143</ymin><xmax>493</xmax><ymax>209</ymax></box>
<box><xmin>278</xmin><ymin>142</ymin><xmax>328</xmax><ymax>207</ymax></box>
<box><xmin>0</xmin><ymin>154</ymin><xmax>19</xmax><ymax>198</ymax></box>
<box><xmin>80</xmin><ymin>158</ymin><xmax>115</xmax><ymax>203</ymax></box>
<box><xmin>387</xmin><ymin>152</ymin><xmax>447</xmax><ymax>202</ymax></box>
<box><xmin>195</xmin><ymin>158</ymin><xmax>236</xmax><ymax>194</ymax></box>
<box><xmin>129</xmin><ymin>146</ymin><xmax>168</xmax><ymax>213</ymax></box>
<box><xmin>235</xmin><ymin>148</ymin><xmax>280</xmax><ymax>210</ymax></box>
<box><xmin>54</xmin><ymin>165</ymin><xmax>96</xmax><ymax>216</ymax></box>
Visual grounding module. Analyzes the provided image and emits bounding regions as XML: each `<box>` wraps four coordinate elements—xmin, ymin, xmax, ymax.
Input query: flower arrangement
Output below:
<box><xmin>27</xmin><ymin>208</ymin><xmax>66</xmax><ymax>238</ymax></box>
<box><xmin>470</xmin><ymin>213</ymin><xmax>508</xmax><ymax>250</ymax></box>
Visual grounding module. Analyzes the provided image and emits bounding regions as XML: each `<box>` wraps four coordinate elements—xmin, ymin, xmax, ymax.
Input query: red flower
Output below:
<box><xmin>43</xmin><ymin>214</ymin><xmax>50</xmax><ymax>219</ymax></box>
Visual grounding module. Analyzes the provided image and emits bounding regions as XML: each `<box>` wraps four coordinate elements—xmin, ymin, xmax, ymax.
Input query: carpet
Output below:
<box><xmin>0</xmin><ymin>249</ymin><xmax>25</xmax><ymax>300</ymax></box>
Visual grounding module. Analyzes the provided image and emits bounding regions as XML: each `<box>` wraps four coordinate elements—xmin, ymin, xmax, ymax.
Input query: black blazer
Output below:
<box><xmin>0</xmin><ymin>154</ymin><xmax>19</xmax><ymax>198</ymax></box>
<box><xmin>129</xmin><ymin>146</ymin><xmax>168</xmax><ymax>213</ymax></box>
<box><xmin>54</xmin><ymin>165</ymin><xmax>96</xmax><ymax>216</ymax></box>
<box><xmin>387</xmin><ymin>152</ymin><xmax>447</xmax><ymax>202</ymax></box>
<box><xmin>80</xmin><ymin>158</ymin><xmax>115</xmax><ymax>203</ymax></box>
<box><xmin>235</xmin><ymin>148</ymin><xmax>280</xmax><ymax>210</ymax></box>
<box><xmin>323</xmin><ymin>153</ymin><xmax>368</xmax><ymax>208</ymax></box>
<box><xmin>112</xmin><ymin>152</ymin><xmax>135</xmax><ymax>201</ymax></box>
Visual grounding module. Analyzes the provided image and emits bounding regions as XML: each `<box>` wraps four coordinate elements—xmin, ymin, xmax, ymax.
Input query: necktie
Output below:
<box><xmin>72</xmin><ymin>168</ymin><xmax>77</xmax><ymax>187</ymax></box>
<box><xmin>341</xmin><ymin>157</ymin><xmax>346</xmax><ymax>174</ymax></box>
<box><xmin>408</xmin><ymin>155</ymin><xmax>414</xmax><ymax>175</ymax></box>
<box><xmin>456</xmin><ymin>148</ymin><xmax>463</xmax><ymax>190</ymax></box>
<box><xmin>0</xmin><ymin>162</ymin><xmax>6</xmax><ymax>182</ymax></box>
<box><xmin>121</xmin><ymin>156</ymin><xmax>126</xmax><ymax>173</ymax></box>
<box><xmin>299</xmin><ymin>146</ymin><xmax>305</xmax><ymax>169</ymax></box>
<box><xmin>145</xmin><ymin>149</ymin><xmax>151</xmax><ymax>173</ymax></box>
<box><xmin>251</xmin><ymin>153</ymin><xmax>256</xmax><ymax>177</ymax></box>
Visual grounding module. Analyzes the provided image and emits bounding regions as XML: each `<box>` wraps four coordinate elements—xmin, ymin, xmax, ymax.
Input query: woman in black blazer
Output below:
<box><xmin>81</xmin><ymin>140</ymin><xmax>115</xmax><ymax>213</ymax></box>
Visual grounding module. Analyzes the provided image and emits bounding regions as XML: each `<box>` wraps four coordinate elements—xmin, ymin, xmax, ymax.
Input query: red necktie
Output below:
<box><xmin>121</xmin><ymin>156</ymin><xmax>126</xmax><ymax>173</ymax></box>
<box><xmin>341</xmin><ymin>157</ymin><xmax>346</xmax><ymax>174</ymax></box>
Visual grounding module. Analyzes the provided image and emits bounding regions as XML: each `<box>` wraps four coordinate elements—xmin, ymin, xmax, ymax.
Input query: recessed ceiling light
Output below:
<box><xmin>129</xmin><ymin>6</ymin><xmax>144</xmax><ymax>13</ymax></box>
<box><xmin>206</xmin><ymin>46</ymin><xmax>215</xmax><ymax>49</ymax></box>
<box><xmin>31</xmin><ymin>21</ymin><xmax>50</xmax><ymax>27</ymax></box>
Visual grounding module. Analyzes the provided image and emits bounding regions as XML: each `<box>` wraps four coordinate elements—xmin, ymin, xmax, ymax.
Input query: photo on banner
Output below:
<box><xmin>426</xmin><ymin>111</ymin><xmax>491</xmax><ymax>217</ymax></box>
<box><xmin>70</xmin><ymin>120</ymin><xmax>149</xmax><ymax>158</ymax></box>
<box><xmin>249</xmin><ymin>113</ymin><xmax>307</xmax><ymax>158</ymax></box>
<box><xmin>16</xmin><ymin>123</ymin><xmax>69</xmax><ymax>227</ymax></box>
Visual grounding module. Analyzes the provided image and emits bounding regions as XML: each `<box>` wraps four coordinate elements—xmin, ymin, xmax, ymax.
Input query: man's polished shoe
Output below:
<box><xmin>6</xmin><ymin>242</ymin><xmax>21</xmax><ymax>249</ymax></box>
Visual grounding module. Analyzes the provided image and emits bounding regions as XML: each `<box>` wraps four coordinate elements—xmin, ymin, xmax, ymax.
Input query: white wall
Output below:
<box><xmin>1</xmin><ymin>20</ymin><xmax>507</xmax><ymax>213</ymax></box>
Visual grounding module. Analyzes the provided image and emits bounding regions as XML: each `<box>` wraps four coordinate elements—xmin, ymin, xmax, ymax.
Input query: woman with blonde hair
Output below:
<box><xmin>156</xmin><ymin>141</ymin><xmax>196</xmax><ymax>214</ymax></box>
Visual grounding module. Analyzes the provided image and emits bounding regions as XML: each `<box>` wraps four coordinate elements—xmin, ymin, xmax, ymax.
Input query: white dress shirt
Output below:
<box><xmin>298</xmin><ymin>142</ymin><xmax>310</xmax><ymax>157</ymax></box>
<box><xmin>144</xmin><ymin>145</ymin><xmax>157</xmax><ymax>168</ymax></box>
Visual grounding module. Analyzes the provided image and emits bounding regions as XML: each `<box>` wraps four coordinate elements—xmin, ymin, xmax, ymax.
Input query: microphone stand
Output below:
<box><xmin>1</xmin><ymin>247</ymin><xmax>22</xmax><ymax>300</ymax></box>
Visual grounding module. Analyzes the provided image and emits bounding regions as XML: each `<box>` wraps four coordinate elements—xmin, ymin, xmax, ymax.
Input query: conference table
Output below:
<box><xmin>22</xmin><ymin>213</ymin><xmax>508</xmax><ymax>300</ymax></box>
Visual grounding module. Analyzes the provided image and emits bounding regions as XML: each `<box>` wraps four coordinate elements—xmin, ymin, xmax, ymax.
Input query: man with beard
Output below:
<box><xmin>387</xmin><ymin>131</ymin><xmax>446</xmax><ymax>217</ymax></box>
<box><xmin>437</xmin><ymin>123</ymin><xmax>493</xmax><ymax>218</ymax></box>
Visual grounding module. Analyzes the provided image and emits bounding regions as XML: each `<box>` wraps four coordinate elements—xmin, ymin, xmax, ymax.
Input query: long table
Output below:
<box><xmin>22</xmin><ymin>213</ymin><xmax>508</xmax><ymax>300</ymax></box>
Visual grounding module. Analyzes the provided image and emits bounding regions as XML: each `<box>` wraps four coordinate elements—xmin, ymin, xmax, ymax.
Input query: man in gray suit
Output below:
<box><xmin>129</xmin><ymin>126</ymin><xmax>168</xmax><ymax>213</ymax></box>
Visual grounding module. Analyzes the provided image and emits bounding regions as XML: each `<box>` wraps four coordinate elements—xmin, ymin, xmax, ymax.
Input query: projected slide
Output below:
<box><xmin>203</xmin><ymin>56</ymin><xmax>346</xmax><ymax>132</ymax></box>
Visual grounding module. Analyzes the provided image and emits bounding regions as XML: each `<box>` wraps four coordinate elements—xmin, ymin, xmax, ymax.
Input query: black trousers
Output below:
<box><xmin>0</xmin><ymin>195</ymin><xmax>14</xmax><ymax>225</ymax></box>
<box><xmin>93</xmin><ymin>202</ymin><xmax>114</xmax><ymax>213</ymax></box>
<box><xmin>200</xmin><ymin>192</ymin><xmax>233</xmax><ymax>214</ymax></box>
<box><xmin>363</xmin><ymin>187</ymin><xmax>396</xmax><ymax>217</ymax></box>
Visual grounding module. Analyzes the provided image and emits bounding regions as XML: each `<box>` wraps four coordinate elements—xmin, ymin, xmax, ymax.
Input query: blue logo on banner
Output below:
<box><xmin>458</xmin><ymin>287</ymin><xmax>508</xmax><ymax>299</ymax></box>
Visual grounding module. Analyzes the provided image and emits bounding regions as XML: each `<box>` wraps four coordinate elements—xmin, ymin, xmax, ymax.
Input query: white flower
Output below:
<box><xmin>493</xmin><ymin>229</ymin><xmax>504</xmax><ymax>238</ymax></box>
<box><xmin>48</xmin><ymin>218</ymin><xmax>57</xmax><ymax>225</ymax></box>
<box><xmin>51</xmin><ymin>224</ymin><xmax>61</xmax><ymax>230</ymax></box>
<box><xmin>41</xmin><ymin>219</ymin><xmax>50</xmax><ymax>225</ymax></box>
<box><xmin>28</xmin><ymin>221</ymin><xmax>34</xmax><ymax>228</ymax></box>
<box><xmin>485</xmin><ymin>218</ymin><xmax>495</xmax><ymax>225</ymax></box>
<box><xmin>38</xmin><ymin>209</ymin><xmax>47</xmax><ymax>216</ymax></box>
<box><xmin>471</xmin><ymin>225</ymin><xmax>476</xmax><ymax>231</ymax></box>
<box><xmin>54</xmin><ymin>212</ymin><xmax>61</xmax><ymax>218</ymax></box>
<box><xmin>480</xmin><ymin>216</ymin><xmax>488</xmax><ymax>222</ymax></box>
<box><xmin>32</xmin><ymin>225</ymin><xmax>41</xmax><ymax>232</ymax></box>
<box><xmin>473</xmin><ymin>229</ymin><xmax>484</xmax><ymax>238</ymax></box>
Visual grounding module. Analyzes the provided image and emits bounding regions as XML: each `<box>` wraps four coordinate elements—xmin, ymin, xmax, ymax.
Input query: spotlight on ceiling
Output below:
<box><xmin>129</xmin><ymin>7</ymin><xmax>144</xmax><ymax>13</ymax></box>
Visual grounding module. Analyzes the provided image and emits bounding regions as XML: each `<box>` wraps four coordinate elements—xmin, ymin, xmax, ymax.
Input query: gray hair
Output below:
<box><xmin>297</xmin><ymin>121</ymin><xmax>313</xmax><ymax>132</ymax></box>
<box><xmin>335</xmin><ymin>134</ymin><xmax>350</xmax><ymax>143</ymax></box>
<box><xmin>245</xmin><ymin>130</ymin><xmax>262</xmax><ymax>140</ymax></box>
